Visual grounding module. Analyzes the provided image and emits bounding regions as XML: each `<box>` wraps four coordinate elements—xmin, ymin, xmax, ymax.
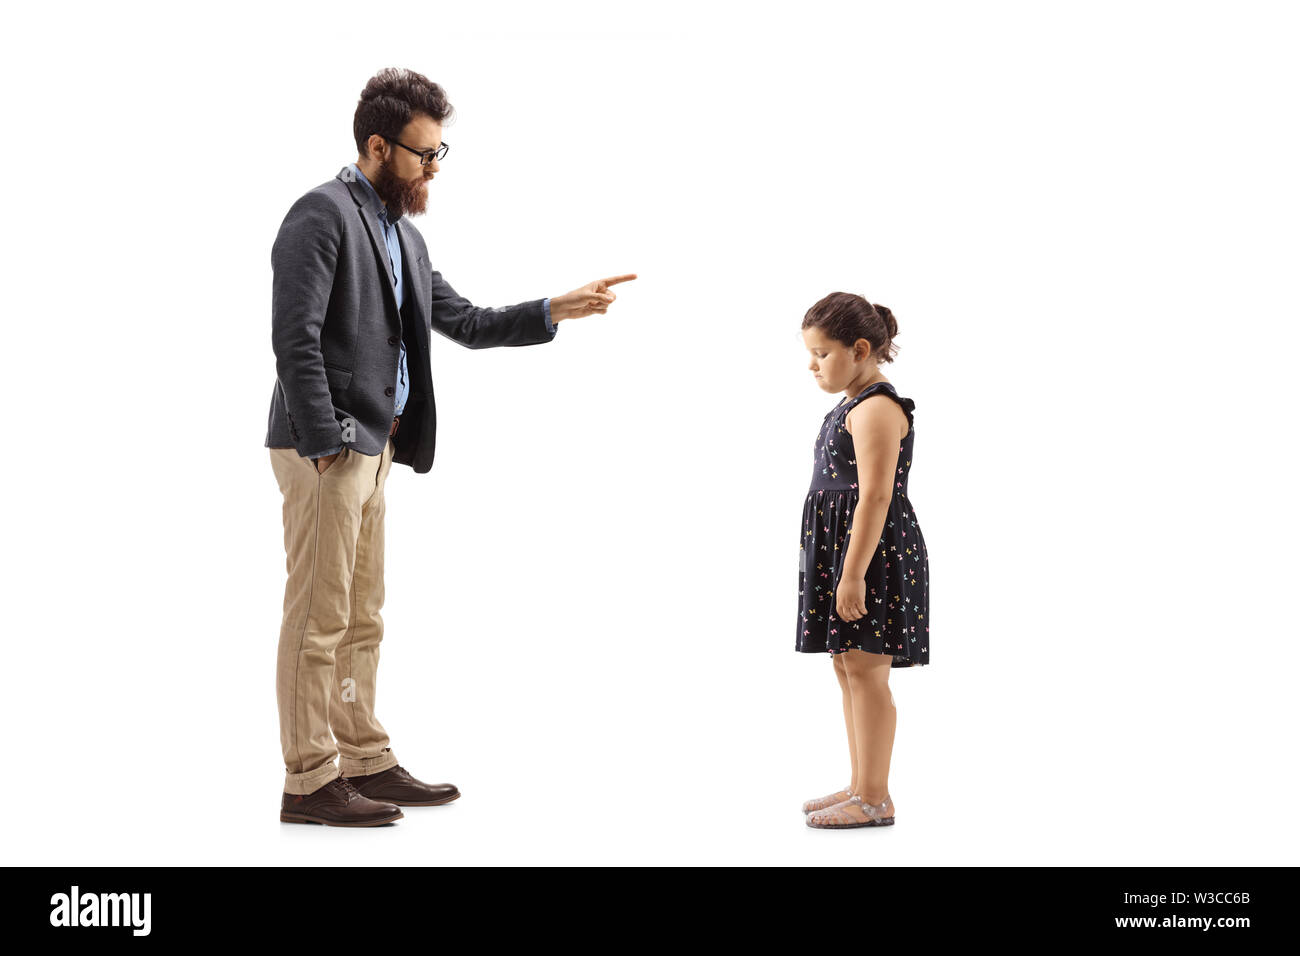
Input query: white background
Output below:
<box><xmin>1</xmin><ymin>0</ymin><xmax>1296</xmax><ymax>865</ymax></box>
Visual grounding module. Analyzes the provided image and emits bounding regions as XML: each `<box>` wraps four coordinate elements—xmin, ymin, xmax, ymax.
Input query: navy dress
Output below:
<box><xmin>796</xmin><ymin>382</ymin><xmax>930</xmax><ymax>666</ymax></box>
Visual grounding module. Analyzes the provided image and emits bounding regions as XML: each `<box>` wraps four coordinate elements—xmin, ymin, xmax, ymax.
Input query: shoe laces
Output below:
<box><xmin>331</xmin><ymin>777</ymin><xmax>362</xmax><ymax>802</ymax></box>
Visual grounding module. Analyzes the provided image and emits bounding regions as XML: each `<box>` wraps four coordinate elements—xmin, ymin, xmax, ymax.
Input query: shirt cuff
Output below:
<box><xmin>306</xmin><ymin>443</ymin><xmax>344</xmax><ymax>460</ymax></box>
<box><xmin>543</xmin><ymin>297</ymin><xmax>556</xmax><ymax>335</ymax></box>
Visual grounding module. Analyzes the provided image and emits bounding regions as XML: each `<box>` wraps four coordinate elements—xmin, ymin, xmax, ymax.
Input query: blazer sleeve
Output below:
<box><xmin>270</xmin><ymin>192</ymin><xmax>346</xmax><ymax>456</ymax></box>
<box><xmin>428</xmin><ymin>269</ymin><xmax>558</xmax><ymax>349</ymax></box>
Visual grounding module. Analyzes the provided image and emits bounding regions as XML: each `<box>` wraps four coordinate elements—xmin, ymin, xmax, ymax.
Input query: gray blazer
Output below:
<box><xmin>263</xmin><ymin>166</ymin><xmax>557</xmax><ymax>474</ymax></box>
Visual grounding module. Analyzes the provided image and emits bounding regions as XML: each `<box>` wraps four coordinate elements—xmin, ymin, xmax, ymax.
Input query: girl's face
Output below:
<box><xmin>802</xmin><ymin>326</ymin><xmax>875</xmax><ymax>394</ymax></box>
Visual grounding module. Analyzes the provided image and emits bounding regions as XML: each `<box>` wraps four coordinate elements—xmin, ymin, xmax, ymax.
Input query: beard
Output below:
<box><xmin>372</xmin><ymin>155</ymin><xmax>430</xmax><ymax>218</ymax></box>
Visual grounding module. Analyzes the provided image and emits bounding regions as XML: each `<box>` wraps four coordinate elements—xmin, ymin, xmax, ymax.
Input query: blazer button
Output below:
<box><xmin>384</xmin><ymin>386</ymin><xmax>395</xmax><ymax>397</ymax></box>
<box><xmin>388</xmin><ymin>335</ymin><xmax>399</xmax><ymax>346</ymax></box>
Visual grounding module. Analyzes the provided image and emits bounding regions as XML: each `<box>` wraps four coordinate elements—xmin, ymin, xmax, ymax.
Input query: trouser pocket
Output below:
<box><xmin>312</xmin><ymin>446</ymin><xmax>348</xmax><ymax>477</ymax></box>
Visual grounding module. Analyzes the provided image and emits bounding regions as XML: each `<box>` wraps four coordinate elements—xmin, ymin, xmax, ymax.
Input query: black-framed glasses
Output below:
<box><xmin>382</xmin><ymin>135</ymin><xmax>449</xmax><ymax>166</ymax></box>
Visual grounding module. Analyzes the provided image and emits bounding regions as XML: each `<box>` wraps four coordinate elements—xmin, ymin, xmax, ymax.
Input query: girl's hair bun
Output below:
<box><xmin>873</xmin><ymin>303</ymin><xmax>898</xmax><ymax>338</ymax></box>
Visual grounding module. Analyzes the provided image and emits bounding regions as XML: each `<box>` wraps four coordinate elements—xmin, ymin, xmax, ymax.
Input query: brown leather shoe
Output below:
<box><xmin>280</xmin><ymin>776</ymin><xmax>404</xmax><ymax>827</ymax></box>
<box><xmin>345</xmin><ymin>765</ymin><xmax>460</xmax><ymax>807</ymax></box>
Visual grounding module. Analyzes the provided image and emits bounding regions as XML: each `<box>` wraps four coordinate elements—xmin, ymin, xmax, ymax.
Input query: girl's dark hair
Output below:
<box><xmin>353</xmin><ymin>68</ymin><xmax>455</xmax><ymax>155</ymax></box>
<box><xmin>801</xmin><ymin>292</ymin><xmax>899</xmax><ymax>363</ymax></box>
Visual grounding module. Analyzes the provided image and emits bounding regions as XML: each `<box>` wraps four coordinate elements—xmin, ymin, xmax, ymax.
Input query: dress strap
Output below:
<box><xmin>838</xmin><ymin>382</ymin><xmax>915</xmax><ymax>431</ymax></box>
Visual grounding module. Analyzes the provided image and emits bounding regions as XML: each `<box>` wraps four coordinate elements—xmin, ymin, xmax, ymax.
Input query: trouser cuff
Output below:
<box><xmin>339</xmin><ymin>747</ymin><xmax>398</xmax><ymax>778</ymax></box>
<box><xmin>284</xmin><ymin>761</ymin><xmax>340</xmax><ymax>796</ymax></box>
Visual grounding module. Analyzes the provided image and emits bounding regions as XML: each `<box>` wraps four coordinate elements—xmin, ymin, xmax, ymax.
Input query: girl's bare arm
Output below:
<box><xmin>839</xmin><ymin>397</ymin><xmax>907</xmax><ymax>580</ymax></box>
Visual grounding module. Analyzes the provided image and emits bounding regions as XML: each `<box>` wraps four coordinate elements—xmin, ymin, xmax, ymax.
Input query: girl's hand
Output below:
<box><xmin>835</xmin><ymin>577</ymin><xmax>867</xmax><ymax>621</ymax></box>
<box><xmin>550</xmin><ymin>274</ymin><xmax>637</xmax><ymax>321</ymax></box>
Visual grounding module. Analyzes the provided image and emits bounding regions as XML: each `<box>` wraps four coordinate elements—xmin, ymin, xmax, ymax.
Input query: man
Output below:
<box><xmin>265</xmin><ymin>67</ymin><xmax>635</xmax><ymax>827</ymax></box>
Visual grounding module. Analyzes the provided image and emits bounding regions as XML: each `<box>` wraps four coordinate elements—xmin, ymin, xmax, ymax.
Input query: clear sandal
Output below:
<box><xmin>806</xmin><ymin>793</ymin><xmax>895</xmax><ymax>829</ymax></box>
<box><xmin>802</xmin><ymin>786</ymin><xmax>854</xmax><ymax>814</ymax></box>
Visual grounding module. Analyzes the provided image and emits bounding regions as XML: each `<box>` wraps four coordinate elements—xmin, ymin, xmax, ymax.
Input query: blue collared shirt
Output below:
<box><xmin>306</xmin><ymin>163</ymin><xmax>554</xmax><ymax>460</ymax></box>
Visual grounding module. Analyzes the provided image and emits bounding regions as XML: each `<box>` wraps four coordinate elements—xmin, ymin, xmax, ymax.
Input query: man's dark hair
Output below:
<box><xmin>353</xmin><ymin>68</ymin><xmax>454</xmax><ymax>155</ymax></box>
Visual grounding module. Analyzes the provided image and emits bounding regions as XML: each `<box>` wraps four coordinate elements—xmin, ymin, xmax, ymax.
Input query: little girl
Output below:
<box><xmin>795</xmin><ymin>292</ymin><xmax>930</xmax><ymax>830</ymax></box>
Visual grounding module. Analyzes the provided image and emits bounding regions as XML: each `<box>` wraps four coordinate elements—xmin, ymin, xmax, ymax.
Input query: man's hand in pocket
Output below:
<box><xmin>313</xmin><ymin>451</ymin><xmax>341</xmax><ymax>474</ymax></box>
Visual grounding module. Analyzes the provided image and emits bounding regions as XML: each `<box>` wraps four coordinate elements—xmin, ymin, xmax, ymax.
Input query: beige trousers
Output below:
<box><xmin>269</xmin><ymin>438</ymin><xmax>400</xmax><ymax>794</ymax></box>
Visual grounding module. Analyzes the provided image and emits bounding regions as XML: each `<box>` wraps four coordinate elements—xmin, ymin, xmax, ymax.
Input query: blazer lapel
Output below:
<box><xmin>395</xmin><ymin>223</ymin><xmax>431</xmax><ymax>383</ymax></box>
<box><xmin>338</xmin><ymin>166</ymin><xmax>401</xmax><ymax>326</ymax></box>
<box><xmin>396</xmin><ymin>222</ymin><xmax>428</xmax><ymax>333</ymax></box>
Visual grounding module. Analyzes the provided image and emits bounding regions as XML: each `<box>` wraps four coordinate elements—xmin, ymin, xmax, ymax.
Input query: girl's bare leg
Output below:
<box><xmin>835</xmin><ymin>652</ymin><xmax>859</xmax><ymax>791</ymax></box>
<box><xmin>847</xmin><ymin>648</ymin><xmax>896</xmax><ymax>804</ymax></box>
<box><xmin>802</xmin><ymin>652</ymin><xmax>858</xmax><ymax>813</ymax></box>
<box><xmin>808</xmin><ymin>648</ymin><xmax>897</xmax><ymax>824</ymax></box>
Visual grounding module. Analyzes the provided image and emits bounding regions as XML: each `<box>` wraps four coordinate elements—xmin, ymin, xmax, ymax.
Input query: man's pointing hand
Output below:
<box><xmin>550</xmin><ymin>274</ymin><xmax>637</xmax><ymax>322</ymax></box>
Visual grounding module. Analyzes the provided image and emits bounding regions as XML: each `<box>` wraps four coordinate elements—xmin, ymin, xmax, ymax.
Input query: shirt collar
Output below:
<box><xmin>349</xmin><ymin>162</ymin><xmax>402</xmax><ymax>225</ymax></box>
